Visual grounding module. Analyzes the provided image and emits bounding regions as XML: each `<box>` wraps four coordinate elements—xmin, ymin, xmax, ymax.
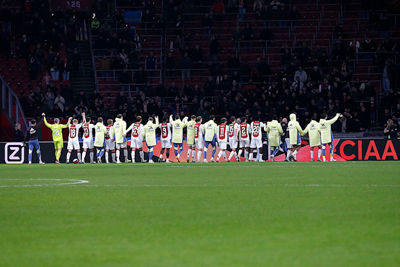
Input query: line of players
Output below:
<box><xmin>37</xmin><ymin>110</ymin><xmax>342</xmax><ymax>164</ymax></box>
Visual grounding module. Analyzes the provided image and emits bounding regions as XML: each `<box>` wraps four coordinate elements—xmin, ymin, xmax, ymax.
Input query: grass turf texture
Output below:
<box><xmin>0</xmin><ymin>162</ymin><xmax>399</xmax><ymax>266</ymax></box>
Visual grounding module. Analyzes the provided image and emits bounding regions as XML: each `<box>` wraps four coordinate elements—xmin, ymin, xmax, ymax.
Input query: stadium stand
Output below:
<box><xmin>0</xmin><ymin>0</ymin><xmax>399</xmax><ymax>140</ymax></box>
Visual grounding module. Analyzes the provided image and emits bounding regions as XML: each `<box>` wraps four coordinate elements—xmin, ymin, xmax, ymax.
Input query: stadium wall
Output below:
<box><xmin>0</xmin><ymin>139</ymin><xmax>399</xmax><ymax>164</ymax></box>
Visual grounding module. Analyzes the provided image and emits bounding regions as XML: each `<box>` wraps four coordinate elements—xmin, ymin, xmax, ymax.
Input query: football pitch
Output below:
<box><xmin>0</xmin><ymin>162</ymin><xmax>399</xmax><ymax>266</ymax></box>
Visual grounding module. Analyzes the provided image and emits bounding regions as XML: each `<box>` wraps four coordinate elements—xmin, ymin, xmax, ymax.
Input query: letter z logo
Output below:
<box><xmin>5</xmin><ymin>142</ymin><xmax>25</xmax><ymax>164</ymax></box>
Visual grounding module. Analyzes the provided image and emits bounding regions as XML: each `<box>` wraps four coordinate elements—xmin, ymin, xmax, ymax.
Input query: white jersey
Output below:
<box><xmin>250</xmin><ymin>121</ymin><xmax>265</xmax><ymax>141</ymax></box>
<box><xmin>228</xmin><ymin>122</ymin><xmax>239</xmax><ymax>141</ymax></box>
<box><xmin>127</xmin><ymin>122</ymin><xmax>144</xmax><ymax>141</ymax></box>
<box><xmin>239</xmin><ymin>123</ymin><xmax>250</xmax><ymax>141</ymax></box>
<box><xmin>105</xmin><ymin>125</ymin><xmax>114</xmax><ymax>141</ymax></box>
<box><xmin>68</xmin><ymin>123</ymin><xmax>81</xmax><ymax>141</ymax></box>
<box><xmin>217</xmin><ymin>124</ymin><xmax>229</xmax><ymax>143</ymax></box>
<box><xmin>82</xmin><ymin>123</ymin><xmax>94</xmax><ymax>140</ymax></box>
<box><xmin>159</xmin><ymin>123</ymin><xmax>172</xmax><ymax>141</ymax></box>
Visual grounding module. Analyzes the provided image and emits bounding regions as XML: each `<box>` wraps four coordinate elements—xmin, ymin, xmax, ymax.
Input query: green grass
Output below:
<box><xmin>0</xmin><ymin>162</ymin><xmax>399</xmax><ymax>266</ymax></box>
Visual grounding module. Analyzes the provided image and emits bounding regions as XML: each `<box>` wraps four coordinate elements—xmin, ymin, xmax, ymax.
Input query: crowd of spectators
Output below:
<box><xmin>1</xmin><ymin>0</ymin><xmax>400</xmax><ymax>135</ymax></box>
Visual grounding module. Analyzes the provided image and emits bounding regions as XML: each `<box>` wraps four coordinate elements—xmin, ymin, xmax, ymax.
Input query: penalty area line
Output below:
<box><xmin>0</xmin><ymin>178</ymin><xmax>89</xmax><ymax>188</ymax></box>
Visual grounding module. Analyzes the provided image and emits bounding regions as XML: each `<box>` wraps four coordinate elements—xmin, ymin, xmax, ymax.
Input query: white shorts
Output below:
<box><xmin>285</xmin><ymin>138</ymin><xmax>292</xmax><ymax>149</ymax></box>
<box><xmin>219</xmin><ymin>141</ymin><xmax>227</xmax><ymax>150</ymax></box>
<box><xmin>161</xmin><ymin>139</ymin><xmax>172</xmax><ymax>149</ymax></box>
<box><xmin>105</xmin><ymin>139</ymin><xmax>115</xmax><ymax>150</ymax></box>
<box><xmin>130</xmin><ymin>138</ymin><xmax>143</xmax><ymax>149</ymax></box>
<box><xmin>83</xmin><ymin>139</ymin><xmax>94</xmax><ymax>149</ymax></box>
<box><xmin>116</xmin><ymin>141</ymin><xmax>127</xmax><ymax>149</ymax></box>
<box><xmin>239</xmin><ymin>139</ymin><xmax>250</xmax><ymax>148</ymax></box>
<box><xmin>195</xmin><ymin>139</ymin><xmax>203</xmax><ymax>149</ymax></box>
<box><xmin>250</xmin><ymin>138</ymin><xmax>263</xmax><ymax>149</ymax></box>
<box><xmin>67</xmin><ymin>139</ymin><xmax>80</xmax><ymax>150</ymax></box>
<box><xmin>229</xmin><ymin>139</ymin><xmax>238</xmax><ymax>150</ymax></box>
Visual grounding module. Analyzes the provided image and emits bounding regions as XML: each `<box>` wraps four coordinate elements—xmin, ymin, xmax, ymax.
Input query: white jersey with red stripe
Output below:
<box><xmin>228</xmin><ymin>122</ymin><xmax>239</xmax><ymax>141</ymax></box>
<box><xmin>127</xmin><ymin>122</ymin><xmax>144</xmax><ymax>141</ymax></box>
<box><xmin>82</xmin><ymin>123</ymin><xmax>94</xmax><ymax>140</ymax></box>
<box><xmin>68</xmin><ymin>123</ymin><xmax>81</xmax><ymax>141</ymax></box>
<box><xmin>239</xmin><ymin>123</ymin><xmax>250</xmax><ymax>141</ymax></box>
<box><xmin>159</xmin><ymin>123</ymin><xmax>172</xmax><ymax>141</ymax></box>
<box><xmin>105</xmin><ymin>125</ymin><xmax>114</xmax><ymax>140</ymax></box>
<box><xmin>250</xmin><ymin>121</ymin><xmax>265</xmax><ymax>141</ymax></box>
<box><xmin>217</xmin><ymin>124</ymin><xmax>228</xmax><ymax>143</ymax></box>
<box><xmin>194</xmin><ymin>122</ymin><xmax>204</xmax><ymax>141</ymax></box>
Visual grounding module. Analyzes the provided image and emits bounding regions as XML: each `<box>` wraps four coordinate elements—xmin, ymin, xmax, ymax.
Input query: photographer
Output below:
<box><xmin>384</xmin><ymin>119</ymin><xmax>399</xmax><ymax>139</ymax></box>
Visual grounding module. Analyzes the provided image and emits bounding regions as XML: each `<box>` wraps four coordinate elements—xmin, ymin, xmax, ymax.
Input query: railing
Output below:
<box><xmin>0</xmin><ymin>75</ymin><xmax>27</xmax><ymax>130</ymax></box>
<box><xmin>87</xmin><ymin>20</ymin><xmax>99</xmax><ymax>92</ymax></box>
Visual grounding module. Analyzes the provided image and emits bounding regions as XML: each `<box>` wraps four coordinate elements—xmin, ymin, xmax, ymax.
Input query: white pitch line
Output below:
<box><xmin>0</xmin><ymin>178</ymin><xmax>89</xmax><ymax>188</ymax></box>
<box><xmin>73</xmin><ymin>183</ymin><xmax>400</xmax><ymax>188</ymax></box>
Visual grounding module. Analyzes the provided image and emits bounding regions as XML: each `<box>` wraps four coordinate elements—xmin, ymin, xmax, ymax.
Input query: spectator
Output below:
<box><xmin>384</xmin><ymin>119</ymin><xmax>399</xmax><ymax>139</ymax></box>
<box><xmin>54</xmin><ymin>92</ymin><xmax>65</xmax><ymax>112</ymax></box>
<box><xmin>14</xmin><ymin>123</ymin><xmax>24</xmax><ymax>142</ymax></box>
<box><xmin>145</xmin><ymin>52</ymin><xmax>157</xmax><ymax>70</ymax></box>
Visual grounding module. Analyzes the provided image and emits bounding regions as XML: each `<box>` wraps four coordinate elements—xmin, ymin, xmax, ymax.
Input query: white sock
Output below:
<box><xmin>116</xmin><ymin>150</ymin><xmax>120</xmax><ymax>161</ymax></box>
<box><xmin>310</xmin><ymin>150</ymin><xmax>314</xmax><ymax>160</ymax></box>
<box><xmin>112</xmin><ymin>152</ymin><xmax>116</xmax><ymax>162</ymax></box>
<box><xmin>192</xmin><ymin>150</ymin><xmax>195</xmax><ymax>161</ymax></box>
<box><xmin>82</xmin><ymin>151</ymin><xmax>86</xmax><ymax>162</ymax></box>
<box><xmin>244</xmin><ymin>150</ymin><xmax>248</xmax><ymax>160</ymax></box>
<box><xmin>197</xmin><ymin>150</ymin><xmax>202</xmax><ymax>161</ymax></box>
<box><xmin>223</xmin><ymin>151</ymin><xmax>227</xmax><ymax>160</ymax></box>
<box><xmin>139</xmin><ymin>151</ymin><xmax>144</xmax><ymax>161</ymax></box>
<box><xmin>105</xmin><ymin>152</ymin><xmax>109</xmax><ymax>163</ymax></box>
<box><xmin>124</xmin><ymin>149</ymin><xmax>128</xmax><ymax>161</ymax></box>
<box><xmin>77</xmin><ymin>153</ymin><xmax>82</xmax><ymax>162</ymax></box>
<box><xmin>256</xmin><ymin>148</ymin><xmax>260</xmax><ymax>161</ymax></box>
<box><xmin>90</xmin><ymin>152</ymin><xmax>93</xmax><ymax>162</ymax></box>
<box><xmin>249</xmin><ymin>152</ymin><xmax>253</xmax><ymax>161</ymax></box>
<box><xmin>286</xmin><ymin>150</ymin><xmax>291</xmax><ymax>160</ymax></box>
<box><xmin>317</xmin><ymin>148</ymin><xmax>321</xmax><ymax>159</ymax></box>
<box><xmin>238</xmin><ymin>150</ymin><xmax>243</xmax><ymax>159</ymax></box>
<box><xmin>187</xmin><ymin>149</ymin><xmax>192</xmax><ymax>160</ymax></box>
<box><xmin>228</xmin><ymin>151</ymin><xmax>234</xmax><ymax>160</ymax></box>
<box><xmin>66</xmin><ymin>152</ymin><xmax>71</xmax><ymax>162</ymax></box>
<box><xmin>131</xmin><ymin>151</ymin><xmax>135</xmax><ymax>162</ymax></box>
<box><xmin>217</xmin><ymin>151</ymin><xmax>222</xmax><ymax>160</ymax></box>
<box><xmin>293</xmin><ymin>150</ymin><xmax>298</xmax><ymax>160</ymax></box>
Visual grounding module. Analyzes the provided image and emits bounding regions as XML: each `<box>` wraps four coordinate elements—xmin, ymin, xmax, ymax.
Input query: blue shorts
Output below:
<box><xmin>29</xmin><ymin>139</ymin><xmax>40</xmax><ymax>151</ymax></box>
<box><xmin>204</xmin><ymin>137</ymin><xmax>216</xmax><ymax>148</ymax></box>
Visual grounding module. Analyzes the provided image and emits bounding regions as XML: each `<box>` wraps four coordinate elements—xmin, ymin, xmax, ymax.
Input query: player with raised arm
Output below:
<box><xmin>303</xmin><ymin>117</ymin><xmax>322</xmax><ymax>161</ymax></box>
<box><xmin>66</xmin><ymin>118</ymin><xmax>82</xmax><ymax>163</ymax></box>
<box><xmin>227</xmin><ymin>116</ymin><xmax>240</xmax><ymax>162</ymax></box>
<box><xmin>143</xmin><ymin>116</ymin><xmax>159</xmax><ymax>163</ymax></box>
<box><xmin>238</xmin><ymin>117</ymin><xmax>251</xmax><ymax>162</ymax></box>
<box><xmin>203</xmin><ymin>115</ymin><xmax>218</xmax><ymax>163</ymax></box>
<box><xmin>194</xmin><ymin>116</ymin><xmax>204</xmax><ymax>163</ymax></box>
<box><xmin>265</xmin><ymin>116</ymin><xmax>284</xmax><ymax>161</ymax></box>
<box><xmin>125</xmin><ymin>115</ymin><xmax>145</xmax><ymax>163</ymax></box>
<box><xmin>170</xmin><ymin>114</ymin><xmax>188</xmax><ymax>162</ymax></box>
<box><xmin>81</xmin><ymin>113</ymin><xmax>95</xmax><ymax>163</ymax></box>
<box><xmin>216</xmin><ymin>117</ymin><xmax>229</xmax><ymax>162</ymax></box>
<box><xmin>25</xmin><ymin>117</ymin><xmax>44</xmax><ymax>164</ymax></box>
<box><xmin>319</xmin><ymin>113</ymin><xmax>342</xmax><ymax>162</ymax></box>
<box><xmin>94</xmin><ymin>117</ymin><xmax>107</xmax><ymax>163</ymax></box>
<box><xmin>185</xmin><ymin>115</ymin><xmax>196</xmax><ymax>163</ymax></box>
<box><xmin>114</xmin><ymin>114</ymin><xmax>128</xmax><ymax>163</ymax></box>
<box><xmin>249</xmin><ymin>119</ymin><xmax>266</xmax><ymax>162</ymax></box>
<box><xmin>105</xmin><ymin>119</ymin><xmax>116</xmax><ymax>163</ymax></box>
<box><xmin>43</xmin><ymin>113</ymin><xmax>71</xmax><ymax>164</ymax></box>
<box><xmin>159</xmin><ymin>116</ymin><xmax>172</xmax><ymax>162</ymax></box>
<box><xmin>287</xmin><ymin>113</ymin><xmax>304</xmax><ymax>161</ymax></box>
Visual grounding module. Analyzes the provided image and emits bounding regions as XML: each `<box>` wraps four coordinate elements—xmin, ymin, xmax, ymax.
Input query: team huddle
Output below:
<box><xmin>25</xmin><ymin>112</ymin><xmax>343</xmax><ymax>164</ymax></box>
